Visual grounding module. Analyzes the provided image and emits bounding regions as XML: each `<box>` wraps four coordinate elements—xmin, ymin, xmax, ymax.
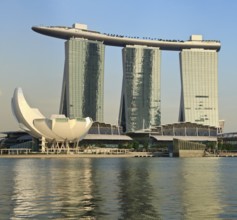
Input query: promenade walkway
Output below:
<box><xmin>0</xmin><ymin>148</ymin><xmax>31</xmax><ymax>155</ymax></box>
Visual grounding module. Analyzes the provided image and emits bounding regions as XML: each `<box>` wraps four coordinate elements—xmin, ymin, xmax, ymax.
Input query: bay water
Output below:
<box><xmin>0</xmin><ymin>157</ymin><xmax>237</xmax><ymax>219</ymax></box>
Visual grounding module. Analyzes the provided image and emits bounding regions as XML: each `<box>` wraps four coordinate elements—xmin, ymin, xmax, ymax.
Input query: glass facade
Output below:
<box><xmin>119</xmin><ymin>46</ymin><xmax>161</xmax><ymax>132</ymax></box>
<box><xmin>60</xmin><ymin>38</ymin><xmax>105</xmax><ymax>122</ymax></box>
<box><xmin>179</xmin><ymin>49</ymin><xmax>219</xmax><ymax>127</ymax></box>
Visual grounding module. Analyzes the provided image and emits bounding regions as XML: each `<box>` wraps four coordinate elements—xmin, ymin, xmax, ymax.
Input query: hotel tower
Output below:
<box><xmin>59</xmin><ymin>32</ymin><xmax>105</xmax><ymax>122</ymax></box>
<box><xmin>119</xmin><ymin>46</ymin><xmax>161</xmax><ymax>132</ymax></box>
<box><xmin>179</xmin><ymin>36</ymin><xmax>219</xmax><ymax>127</ymax></box>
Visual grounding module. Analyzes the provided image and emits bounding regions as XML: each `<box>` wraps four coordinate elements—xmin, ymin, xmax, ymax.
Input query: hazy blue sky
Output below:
<box><xmin>0</xmin><ymin>0</ymin><xmax>236</xmax><ymax>132</ymax></box>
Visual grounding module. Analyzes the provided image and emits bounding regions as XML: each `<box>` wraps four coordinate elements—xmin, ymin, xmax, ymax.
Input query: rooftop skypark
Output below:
<box><xmin>32</xmin><ymin>23</ymin><xmax>221</xmax><ymax>51</ymax></box>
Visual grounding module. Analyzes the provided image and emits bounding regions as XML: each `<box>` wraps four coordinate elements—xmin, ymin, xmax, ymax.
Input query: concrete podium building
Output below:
<box><xmin>32</xmin><ymin>24</ymin><xmax>221</xmax><ymax>132</ymax></box>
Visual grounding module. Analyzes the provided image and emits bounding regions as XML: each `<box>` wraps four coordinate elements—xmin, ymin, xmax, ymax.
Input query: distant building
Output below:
<box><xmin>60</xmin><ymin>38</ymin><xmax>105</xmax><ymax>122</ymax></box>
<box><xmin>179</xmin><ymin>45</ymin><xmax>219</xmax><ymax>127</ymax></box>
<box><xmin>0</xmin><ymin>131</ymin><xmax>35</xmax><ymax>150</ymax></box>
<box><xmin>119</xmin><ymin>46</ymin><xmax>161</xmax><ymax>132</ymax></box>
<box><xmin>218</xmin><ymin>132</ymin><xmax>237</xmax><ymax>148</ymax></box>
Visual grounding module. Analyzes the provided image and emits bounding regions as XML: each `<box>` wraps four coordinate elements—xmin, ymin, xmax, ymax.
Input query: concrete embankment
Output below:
<box><xmin>178</xmin><ymin>150</ymin><xmax>204</xmax><ymax>157</ymax></box>
<box><xmin>0</xmin><ymin>152</ymin><xmax>165</xmax><ymax>159</ymax></box>
<box><xmin>0</xmin><ymin>153</ymin><xmax>135</xmax><ymax>159</ymax></box>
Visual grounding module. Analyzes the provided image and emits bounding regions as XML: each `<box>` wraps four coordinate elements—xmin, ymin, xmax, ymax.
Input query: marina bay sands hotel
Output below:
<box><xmin>32</xmin><ymin>23</ymin><xmax>221</xmax><ymax>132</ymax></box>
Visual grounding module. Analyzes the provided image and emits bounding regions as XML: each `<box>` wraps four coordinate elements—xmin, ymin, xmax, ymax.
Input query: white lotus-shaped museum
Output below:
<box><xmin>11</xmin><ymin>88</ymin><xmax>93</xmax><ymax>142</ymax></box>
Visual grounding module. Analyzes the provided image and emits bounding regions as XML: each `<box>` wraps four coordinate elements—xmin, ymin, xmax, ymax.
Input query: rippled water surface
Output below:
<box><xmin>0</xmin><ymin>157</ymin><xmax>237</xmax><ymax>219</ymax></box>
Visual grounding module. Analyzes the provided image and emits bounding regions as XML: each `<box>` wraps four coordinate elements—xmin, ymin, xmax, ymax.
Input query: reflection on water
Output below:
<box><xmin>118</xmin><ymin>159</ymin><xmax>160</xmax><ymax>219</ymax></box>
<box><xmin>10</xmin><ymin>159</ymin><xmax>96</xmax><ymax>219</ymax></box>
<box><xmin>0</xmin><ymin>158</ymin><xmax>237</xmax><ymax>219</ymax></box>
<box><xmin>181</xmin><ymin>158</ymin><xmax>222</xmax><ymax>219</ymax></box>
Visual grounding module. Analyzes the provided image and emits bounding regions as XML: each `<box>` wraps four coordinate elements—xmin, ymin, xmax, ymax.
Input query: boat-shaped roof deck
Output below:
<box><xmin>32</xmin><ymin>25</ymin><xmax>221</xmax><ymax>51</ymax></box>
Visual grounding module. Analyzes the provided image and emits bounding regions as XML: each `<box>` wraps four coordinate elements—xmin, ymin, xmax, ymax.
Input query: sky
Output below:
<box><xmin>0</xmin><ymin>0</ymin><xmax>237</xmax><ymax>133</ymax></box>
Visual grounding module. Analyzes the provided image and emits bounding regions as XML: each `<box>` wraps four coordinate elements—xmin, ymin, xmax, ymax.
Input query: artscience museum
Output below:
<box><xmin>11</xmin><ymin>88</ymin><xmax>93</xmax><ymax>152</ymax></box>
